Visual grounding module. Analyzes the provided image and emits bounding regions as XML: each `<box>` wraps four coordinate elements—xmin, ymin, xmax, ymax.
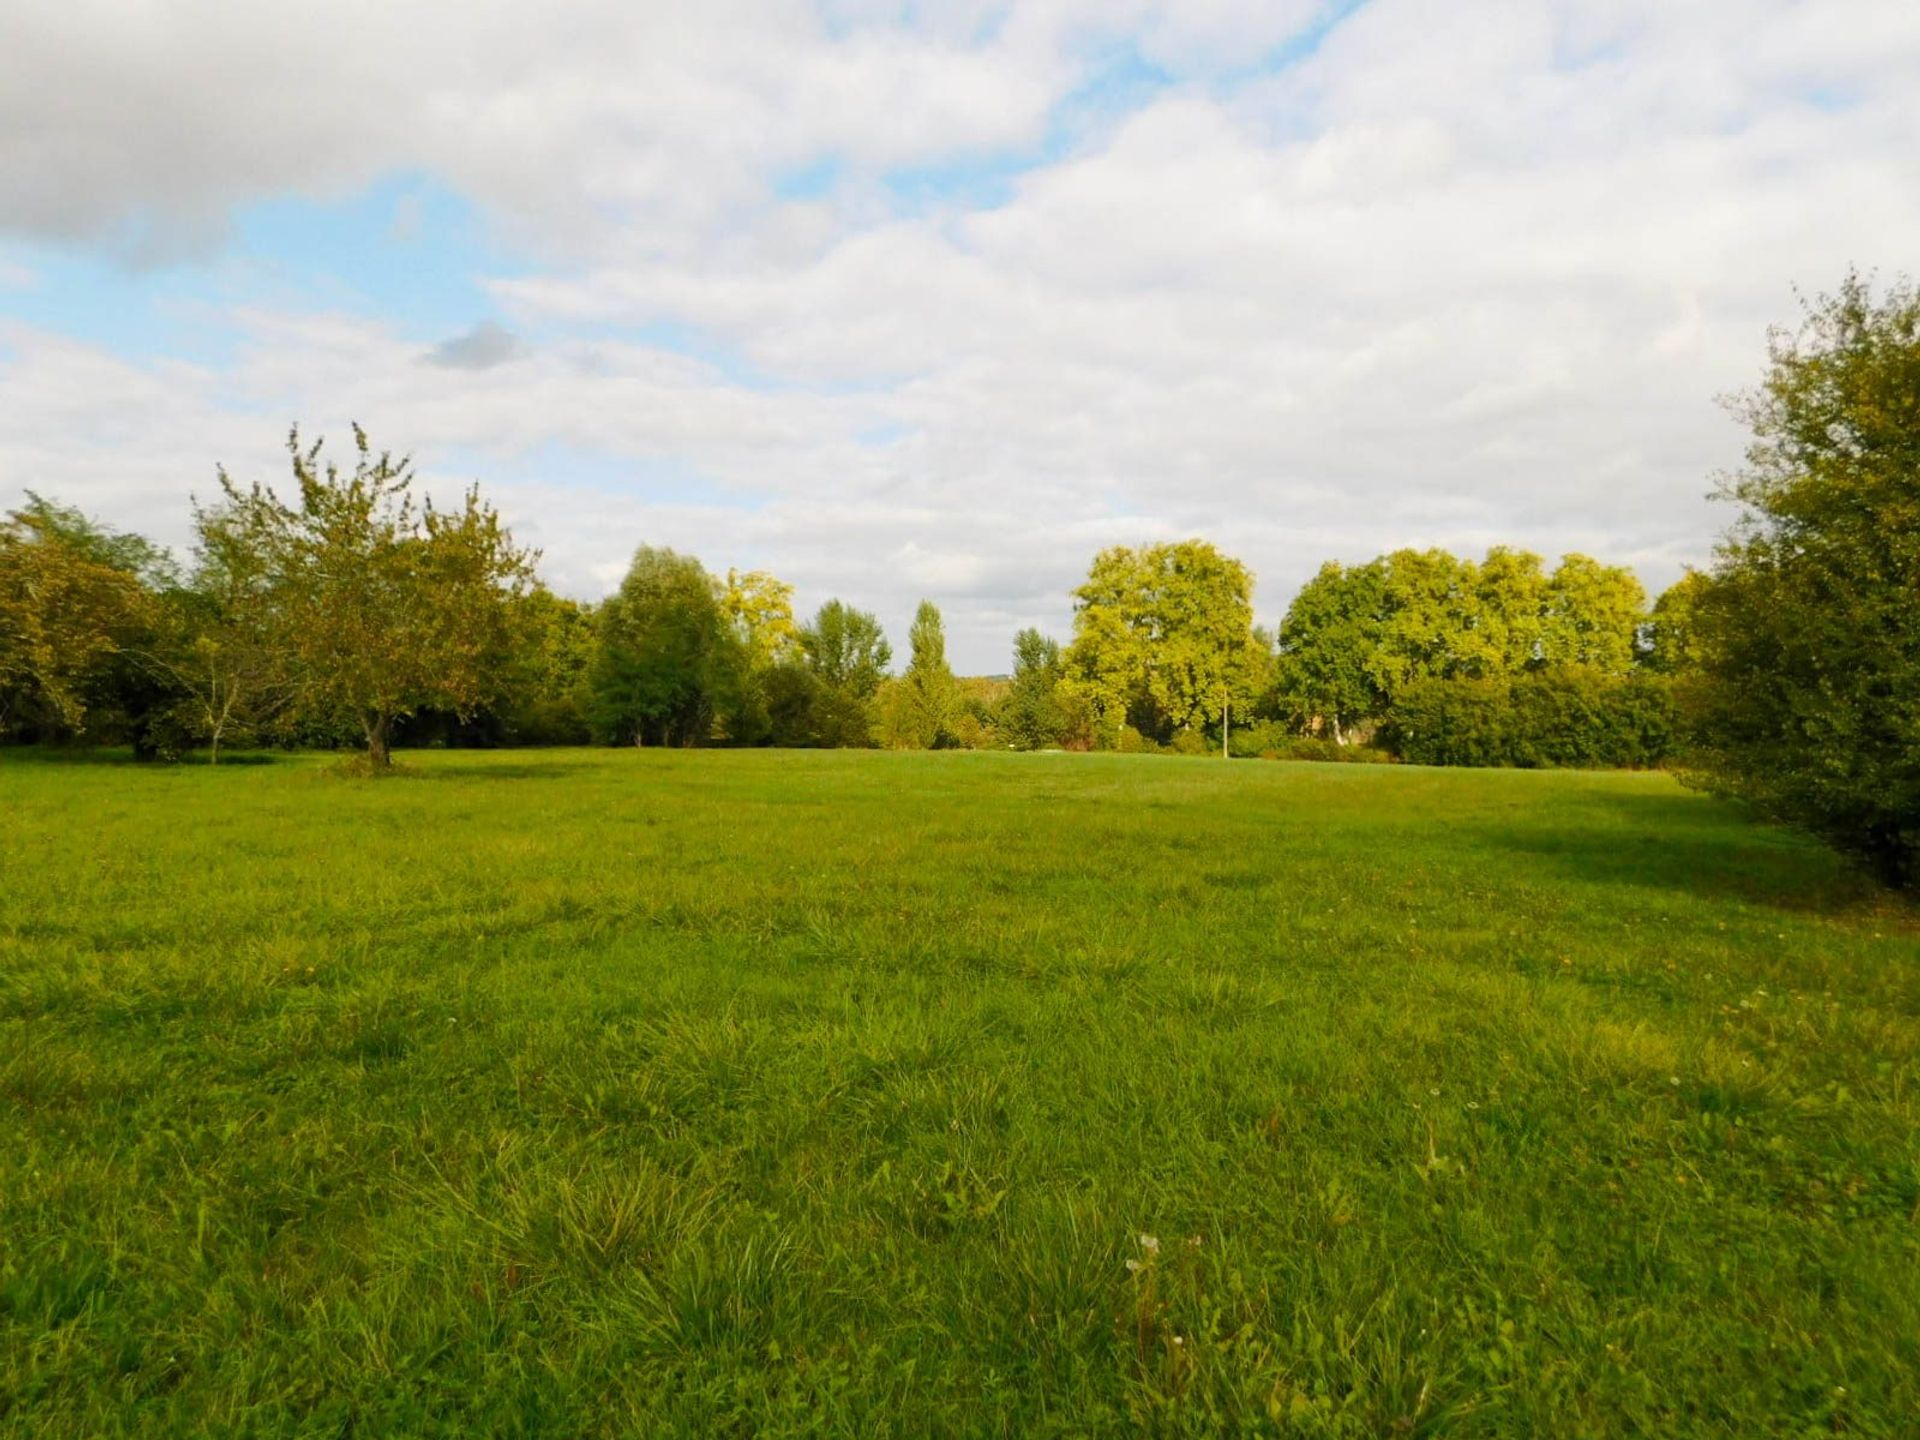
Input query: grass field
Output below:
<box><xmin>3</xmin><ymin>748</ymin><xmax>1917</xmax><ymax>1437</ymax></box>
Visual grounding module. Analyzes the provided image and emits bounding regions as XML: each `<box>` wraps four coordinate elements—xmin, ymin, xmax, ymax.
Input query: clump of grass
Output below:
<box><xmin>323</xmin><ymin>752</ymin><xmax>425</xmax><ymax>780</ymax></box>
<box><xmin>1</xmin><ymin>746</ymin><xmax>1916</xmax><ymax>1435</ymax></box>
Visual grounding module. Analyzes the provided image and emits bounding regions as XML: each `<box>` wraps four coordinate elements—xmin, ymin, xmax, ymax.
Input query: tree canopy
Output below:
<box><xmin>798</xmin><ymin>600</ymin><xmax>892</xmax><ymax>748</ymax></box>
<box><xmin>1274</xmin><ymin>545</ymin><xmax>1649</xmax><ymax>743</ymax></box>
<box><xmin>592</xmin><ymin>546</ymin><xmax>734</xmax><ymax>748</ymax></box>
<box><xmin>0</xmin><ymin>498</ymin><xmax>155</xmax><ymax>737</ymax></box>
<box><xmin>1064</xmin><ymin>540</ymin><xmax>1266</xmax><ymax>748</ymax></box>
<box><xmin>886</xmin><ymin>600</ymin><xmax>962</xmax><ymax>749</ymax></box>
<box><xmin>1683</xmin><ymin>274</ymin><xmax>1920</xmax><ymax>885</ymax></box>
<box><xmin>211</xmin><ymin>427</ymin><xmax>537</xmax><ymax>767</ymax></box>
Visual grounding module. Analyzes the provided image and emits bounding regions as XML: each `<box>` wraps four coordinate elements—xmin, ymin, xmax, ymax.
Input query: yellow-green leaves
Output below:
<box><xmin>1064</xmin><ymin>540</ymin><xmax>1266</xmax><ymax>745</ymax></box>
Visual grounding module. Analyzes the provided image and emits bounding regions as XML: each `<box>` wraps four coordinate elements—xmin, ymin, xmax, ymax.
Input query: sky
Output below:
<box><xmin>3</xmin><ymin>1</ymin><xmax>1918</xmax><ymax>672</ymax></box>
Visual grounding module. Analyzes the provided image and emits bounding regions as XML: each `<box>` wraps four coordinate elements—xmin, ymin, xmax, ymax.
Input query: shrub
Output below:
<box><xmin>1112</xmin><ymin>725</ymin><xmax>1163</xmax><ymax>755</ymax></box>
<box><xmin>1228</xmin><ymin>719</ymin><xmax>1293</xmax><ymax>759</ymax></box>
<box><xmin>1385</xmin><ymin>669</ymin><xmax>1676</xmax><ymax>769</ymax></box>
<box><xmin>1683</xmin><ymin>275</ymin><xmax>1920</xmax><ymax>887</ymax></box>
<box><xmin>1170</xmin><ymin>729</ymin><xmax>1214</xmax><ymax>757</ymax></box>
<box><xmin>1275</xmin><ymin>736</ymin><xmax>1395</xmax><ymax>764</ymax></box>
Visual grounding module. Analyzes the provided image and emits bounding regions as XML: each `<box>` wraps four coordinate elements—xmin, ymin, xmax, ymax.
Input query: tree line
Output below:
<box><xmin>3</xmin><ymin>276</ymin><xmax>1916</xmax><ymax>883</ymax></box>
<box><xmin>0</xmin><ymin>456</ymin><xmax>1677</xmax><ymax>769</ymax></box>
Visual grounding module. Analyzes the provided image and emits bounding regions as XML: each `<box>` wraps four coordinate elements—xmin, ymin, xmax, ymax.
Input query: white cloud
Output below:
<box><xmin>3</xmin><ymin>0</ymin><xmax>1919</xmax><ymax>670</ymax></box>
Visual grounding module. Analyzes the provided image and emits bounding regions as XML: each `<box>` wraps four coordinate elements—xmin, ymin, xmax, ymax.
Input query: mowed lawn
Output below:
<box><xmin>3</xmin><ymin>750</ymin><xmax>1917</xmax><ymax>1438</ymax></box>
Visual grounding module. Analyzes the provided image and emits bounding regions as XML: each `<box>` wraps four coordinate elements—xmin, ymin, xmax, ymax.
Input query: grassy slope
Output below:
<box><xmin>2</xmin><ymin>748</ymin><xmax>1917</xmax><ymax>1437</ymax></box>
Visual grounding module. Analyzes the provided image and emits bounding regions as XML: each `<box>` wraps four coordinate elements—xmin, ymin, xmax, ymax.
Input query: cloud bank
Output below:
<box><xmin>3</xmin><ymin>0</ymin><xmax>1918</xmax><ymax>669</ymax></box>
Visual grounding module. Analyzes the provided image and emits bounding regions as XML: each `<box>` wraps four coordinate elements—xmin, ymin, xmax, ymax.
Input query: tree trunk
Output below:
<box><xmin>1222</xmin><ymin>691</ymin><xmax>1230</xmax><ymax>760</ymax></box>
<box><xmin>209</xmin><ymin>725</ymin><xmax>222</xmax><ymax>765</ymax></box>
<box><xmin>366</xmin><ymin>711</ymin><xmax>392</xmax><ymax>768</ymax></box>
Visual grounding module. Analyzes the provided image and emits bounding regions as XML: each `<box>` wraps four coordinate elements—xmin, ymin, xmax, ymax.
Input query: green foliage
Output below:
<box><xmin>760</xmin><ymin>659</ymin><xmax>826</xmax><ymax>746</ymax></box>
<box><xmin>796</xmin><ymin>600</ymin><xmax>891</xmax><ymax>748</ymax></box>
<box><xmin>801</xmin><ymin>600</ymin><xmax>891</xmax><ymax>693</ymax></box>
<box><xmin>882</xmin><ymin>600</ymin><xmax>962</xmax><ymax>748</ymax></box>
<box><xmin>9</xmin><ymin>491</ymin><xmax>178</xmax><ymax>589</ymax></box>
<box><xmin>1272</xmin><ymin>560</ymin><xmax>1389</xmax><ymax>741</ymax></box>
<box><xmin>1274</xmin><ymin>545</ymin><xmax>1654</xmax><ymax>761</ymax></box>
<box><xmin>947</xmin><ymin>680</ymin><xmax>1003</xmax><ymax>751</ymax></box>
<box><xmin>1225</xmin><ymin>720</ymin><xmax>1391</xmax><ymax>763</ymax></box>
<box><xmin>721</xmin><ymin>569</ymin><xmax>799</xmax><ymax>668</ymax></box>
<box><xmin>213</xmin><ymin>426</ymin><xmax>537</xmax><ymax>766</ymax></box>
<box><xmin>591</xmin><ymin>546</ymin><xmax>735</xmax><ymax>747</ymax></box>
<box><xmin>1542</xmin><ymin>554</ymin><xmax>1647</xmax><ymax>674</ymax></box>
<box><xmin>6</xmin><ymin>453</ymin><xmax>1677</xmax><ymax>771</ymax></box>
<box><xmin>1643</xmin><ymin>571</ymin><xmax>1711</xmax><ymax>675</ymax></box>
<box><xmin>130</xmin><ymin>492</ymin><xmax>298</xmax><ymax>762</ymax></box>
<box><xmin>4</xmin><ymin>748</ymin><xmax>1916</xmax><ymax>1435</ymax></box>
<box><xmin>711</xmin><ymin>569</ymin><xmax>801</xmax><ymax>746</ymax></box>
<box><xmin>1384</xmin><ymin>675</ymin><xmax>1517</xmax><ymax>767</ymax></box>
<box><xmin>1064</xmin><ymin>540</ymin><xmax>1265</xmax><ymax>748</ymax></box>
<box><xmin>999</xmin><ymin>627</ymin><xmax>1070</xmax><ymax>750</ymax></box>
<box><xmin>1388</xmin><ymin>669</ymin><xmax>1676</xmax><ymax>768</ymax></box>
<box><xmin>1373</xmin><ymin>546</ymin><xmax>1484</xmax><ymax>690</ymax></box>
<box><xmin>500</xmin><ymin>589</ymin><xmax>596</xmax><ymax>745</ymax></box>
<box><xmin>0</xmin><ymin>499</ymin><xmax>158</xmax><ymax>739</ymax></box>
<box><xmin>1471</xmin><ymin>546</ymin><xmax>1551</xmax><ymax>676</ymax></box>
<box><xmin>1685</xmin><ymin>274</ymin><xmax>1920</xmax><ymax>886</ymax></box>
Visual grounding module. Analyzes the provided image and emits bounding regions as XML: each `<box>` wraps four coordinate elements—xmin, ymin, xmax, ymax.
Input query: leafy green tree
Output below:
<box><xmin>887</xmin><ymin>600</ymin><xmax>961</xmax><ymax>748</ymax></box>
<box><xmin>1000</xmin><ymin>627</ymin><xmax>1067</xmax><ymax>750</ymax></box>
<box><xmin>801</xmin><ymin>600</ymin><xmax>892</xmax><ymax>693</ymax></box>
<box><xmin>1273</xmin><ymin>560</ymin><xmax>1388</xmax><ymax>743</ymax></box>
<box><xmin>799</xmin><ymin>599</ymin><xmax>891</xmax><ymax>747</ymax></box>
<box><xmin>1373</xmin><ymin>548</ymin><xmax>1481</xmax><ymax>694</ymax></box>
<box><xmin>1061</xmin><ymin>547</ymin><xmax>1149</xmax><ymax>745</ymax></box>
<box><xmin>704</xmin><ymin>568</ymin><xmax>799</xmax><ymax>745</ymax></box>
<box><xmin>138</xmin><ymin>492</ymin><xmax>294</xmax><ymax>762</ymax></box>
<box><xmin>499</xmin><ymin>589</ymin><xmax>596</xmax><ymax>745</ymax></box>
<box><xmin>592</xmin><ymin>546</ymin><xmax>734</xmax><ymax>747</ymax></box>
<box><xmin>5</xmin><ymin>495</ymin><xmax>188</xmax><ymax>754</ymax></box>
<box><xmin>215</xmin><ymin>426</ymin><xmax>537</xmax><ymax>768</ymax></box>
<box><xmin>1643</xmin><ymin>572</ymin><xmax>1711</xmax><ymax>675</ymax></box>
<box><xmin>722</xmin><ymin>569</ymin><xmax>799</xmax><ymax>667</ymax></box>
<box><xmin>1542</xmin><ymin>554</ymin><xmax>1646</xmax><ymax>674</ymax></box>
<box><xmin>1686</xmin><ymin>274</ymin><xmax>1920</xmax><ymax>885</ymax></box>
<box><xmin>10</xmin><ymin>492</ymin><xmax>178</xmax><ymax>588</ymax></box>
<box><xmin>1472</xmin><ymin>546</ymin><xmax>1550</xmax><ymax>676</ymax></box>
<box><xmin>1150</xmin><ymin>543</ymin><xmax>1266</xmax><ymax>754</ymax></box>
<box><xmin>762</xmin><ymin>659</ymin><xmax>825</xmax><ymax>746</ymax></box>
<box><xmin>949</xmin><ymin>676</ymin><xmax>1006</xmax><ymax>750</ymax></box>
<box><xmin>1064</xmin><ymin>540</ymin><xmax>1264</xmax><ymax>752</ymax></box>
<box><xmin>725</xmin><ymin>572</ymin><xmax>802</xmax><ymax>668</ymax></box>
<box><xmin>0</xmin><ymin>498</ymin><xmax>155</xmax><ymax>738</ymax></box>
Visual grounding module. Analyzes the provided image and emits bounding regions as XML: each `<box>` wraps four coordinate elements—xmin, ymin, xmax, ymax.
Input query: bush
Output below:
<box><xmin>1277</xmin><ymin>737</ymin><xmax>1395</xmax><ymax>764</ymax></box>
<box><xmin>1111</xmin><ymin>725</ymin><xmax>1164</xmax><ymax>755</ymax></box>
<box><xmin>1227</xmin><ymin>719</ymin><xmax>1293</xmax><ymax>759</ymax></box>
<box><xmin>1384</xmin><ymin>676</ymin><xmax>1515</xmax><ymax>767</ymax></box>
<box><xmin>1683</xmin><ymin>276</ymin><xmax>1920</xmax><ymax>887</ymax></box>
<box><xmin>1384</xmin><ymin>669</ymin><xmax>1676</xmax><ymax>769</ymax></box>
<box><xmin>1170</xmin><ymin>729</ymin><xmax>1214</xmax><ymax>757</ymax></box>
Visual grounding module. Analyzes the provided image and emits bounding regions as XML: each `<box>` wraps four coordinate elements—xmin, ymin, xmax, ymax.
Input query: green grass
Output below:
<box><xmin>3</xmin><ymin>748</ymin><xmax>1917</xmax><ymax>1437</ymax></box>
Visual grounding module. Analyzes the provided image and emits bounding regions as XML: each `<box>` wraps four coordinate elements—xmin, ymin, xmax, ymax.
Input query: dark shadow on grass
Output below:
<box><xmin>1457</xmin><ymin>788</ymin><xmax>1902</xmax><ymax>918</ymax></box>
<box><xmin>0</xmin><ymin>746</ymin><xmax>285</xmax><ymax>768</ymax></box>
